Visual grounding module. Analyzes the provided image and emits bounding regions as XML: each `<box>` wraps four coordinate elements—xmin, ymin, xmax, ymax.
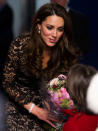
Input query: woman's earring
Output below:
<box><xmin>38</xmin><ymin>28</ymin><xmax>41</xmax><ymax>34</ymax></box>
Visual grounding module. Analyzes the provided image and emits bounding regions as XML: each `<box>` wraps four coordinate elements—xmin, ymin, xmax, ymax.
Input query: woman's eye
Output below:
<box><xmin>46</xmin><ymin>26</ymin><xmax>53</xmax><ymax>30</ymax></box>
<box><xmin>58</xmin><ymin>27</ymin><xmax>64</xmax><ymax>32</ymax></box>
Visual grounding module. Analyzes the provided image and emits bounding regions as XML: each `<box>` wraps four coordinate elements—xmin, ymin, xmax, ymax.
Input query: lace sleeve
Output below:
<box><xmin>2</xmin><ymin>36</ymin><xmax>40</xmax><ymax>106</ymax></box>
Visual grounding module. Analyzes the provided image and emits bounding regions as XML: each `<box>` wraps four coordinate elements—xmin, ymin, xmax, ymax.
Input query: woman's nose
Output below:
<box><xmin>52</xmin><ymin>29</ymin><xmax>57</xmax><ymax>37</ymax></box>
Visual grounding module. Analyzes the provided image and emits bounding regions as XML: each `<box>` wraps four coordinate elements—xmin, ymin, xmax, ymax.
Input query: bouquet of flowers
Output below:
<box><xmin>48</xmin><ymin>74</ymin><xmax>74</xmax><ymax>110</ymax></box>
<box><xmin>42</xmin><ymin>74</ymin><xmax>74</xmax><ymax>130</ymax></box>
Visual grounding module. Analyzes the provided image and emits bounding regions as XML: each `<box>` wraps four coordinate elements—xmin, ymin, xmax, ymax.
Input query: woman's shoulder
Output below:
<box><xmin>8</xmin><ymin>32</ymin><xmax>31</xmax><ymax>55</ymax></box>
<box><xmin>13</xmin><ymin>32</ymin><xmax>31</xmax><ymax>45</ymax></box>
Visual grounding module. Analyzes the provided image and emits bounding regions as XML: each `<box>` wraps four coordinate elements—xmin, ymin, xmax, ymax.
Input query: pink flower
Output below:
<box><xmin>48</xmin><ymin>74</ymin><xmax>74</xmax><ymax>109</ymax></box>
<box><xmin>69</xmin><ymin>100</ymin><xmax>74</xmax><ymax>107</ymax></box>
<box><xmin>60</xmin><ymin>87</ymin><xmax>70</xmax><ymax>99</ymax></box>
<box><xmin>58</xmin><ymin>74</ymin><xmax>67</xmax><ymax>80</ymax></box>
<box><xmin>50</xmin><ymin>92</ymin><xmax>61</xmax><ymax>106</ymax></box>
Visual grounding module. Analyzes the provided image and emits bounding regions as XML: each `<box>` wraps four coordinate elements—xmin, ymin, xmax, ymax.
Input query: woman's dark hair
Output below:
<box><xmin>22</xmin><ymin>3</ymin><xmax>79</xmax><ymax>79</ymax></box>
<box><xmin>67</xmin><ymin>64</ymin><xmax>97</xmax><ymax>113</ymax></box>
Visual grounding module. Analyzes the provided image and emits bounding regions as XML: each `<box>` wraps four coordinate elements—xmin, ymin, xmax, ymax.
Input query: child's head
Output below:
<box><xmin>67</xmin><ymin>64</ymin><xmax>98</xmax><ymax>114</ymax></box>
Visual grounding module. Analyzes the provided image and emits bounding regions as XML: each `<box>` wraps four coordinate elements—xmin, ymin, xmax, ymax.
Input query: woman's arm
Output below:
<box><xmin>2</xmin><ymin>36</ymin><xmax>57</xmax><ymax>128</ymax></box>
<box><xmin>24</xmin><ymin>102</ymin><xmax>57</xmax><ymax>128</ymax></box>
<box><xmin>2</xmin><ymin>36</ymin><xmax>32</xmax><ymax>105</ymax></box>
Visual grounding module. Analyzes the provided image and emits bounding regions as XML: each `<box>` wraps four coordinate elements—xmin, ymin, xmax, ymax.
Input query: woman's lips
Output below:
<box><xmin>49</xmin><ymin>38</ymin><xmax>56</xmax><ymax>43</ymax></box>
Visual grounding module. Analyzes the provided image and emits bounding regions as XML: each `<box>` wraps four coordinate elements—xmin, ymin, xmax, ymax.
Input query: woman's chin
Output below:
<box><xmin>46</xmin><ymin>42</ymin><xmax>56</xmax><ymax>47</ymax></box>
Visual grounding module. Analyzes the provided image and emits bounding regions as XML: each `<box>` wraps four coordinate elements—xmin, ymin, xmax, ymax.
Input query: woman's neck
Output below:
<box><xmin>42</xmin><ymin>50</ymin><xmax>50</xmax><ymax>57</ymax></box>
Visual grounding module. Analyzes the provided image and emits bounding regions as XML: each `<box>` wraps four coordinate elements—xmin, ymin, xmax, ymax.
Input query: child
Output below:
<box><xmin>63</xmin><ymin>64</ymin><xmax>98</xmax><ymax>131</ymax></box>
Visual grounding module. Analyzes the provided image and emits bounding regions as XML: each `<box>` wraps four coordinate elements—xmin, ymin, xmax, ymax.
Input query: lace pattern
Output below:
<box><xmin>2</xmin><ymin>35</ymin><xmax>45</xmax><ymax>130</ymax></box>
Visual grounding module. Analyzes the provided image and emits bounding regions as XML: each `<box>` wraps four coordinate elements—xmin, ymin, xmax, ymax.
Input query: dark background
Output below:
<box><xmin>70</xmin><ymin>0</ymin><xmax>98</xmax><ymax>69</ymax></box>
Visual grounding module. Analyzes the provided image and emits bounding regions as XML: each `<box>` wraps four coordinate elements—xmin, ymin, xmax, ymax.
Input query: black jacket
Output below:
<box><xmin>0</xmin><ymin>4</ymin><xmax>13</xmax><ymax>83</ymax></box>
<box><xmin>68</xmin><ymin>9</ymin><xmax>90</xmax><ymax>54</ymax></box>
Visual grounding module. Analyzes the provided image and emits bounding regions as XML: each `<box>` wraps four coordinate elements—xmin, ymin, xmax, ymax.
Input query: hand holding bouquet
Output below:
<box><xmin>42</xmin><ymin>74</ymin><xmax>74</xmax><ymax>130</ymax></box>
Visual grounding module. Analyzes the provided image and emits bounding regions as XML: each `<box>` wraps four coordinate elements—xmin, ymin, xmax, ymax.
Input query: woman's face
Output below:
<box><xmin>38</xmin><ymin>15</ymin><xmax>64</xmax><ymax>47</ymax></box>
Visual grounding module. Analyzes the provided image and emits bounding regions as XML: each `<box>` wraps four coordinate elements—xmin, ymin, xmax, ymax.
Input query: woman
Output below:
<box><xmin>2</xmin><ymin>3</ymin><xmax>78</xmax><ymax>130</ymax></box>
<box><xmin>63</xmin><ymin>64</ymin><xmax>98</xmax><ymax>131</ymax></box>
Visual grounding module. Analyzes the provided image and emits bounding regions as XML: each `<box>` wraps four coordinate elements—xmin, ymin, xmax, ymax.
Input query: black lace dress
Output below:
<box><xmin>2</xmin><ymin>34</ymin><xmax>67</xmax><ymax>131</ymax></box>
<box><xmin>2</xmin><ymin>35</ymin><xmax>48</xmax><ymax>131</ymax></box>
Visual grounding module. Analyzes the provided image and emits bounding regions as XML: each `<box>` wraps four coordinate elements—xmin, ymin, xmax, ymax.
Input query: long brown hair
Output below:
<box><xmin>67</xmin><ymin>64</ymin><xmax>97</xmax><ymax>113</ymax></box>
<box><xmin>22</xmin><ymin>3</ymin><xmax>79</xmax><ymax>79</ymax></box>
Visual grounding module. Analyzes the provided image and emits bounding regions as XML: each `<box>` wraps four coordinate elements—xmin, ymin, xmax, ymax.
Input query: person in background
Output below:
<box><xmin>51</xmin><ymin>0</ymin><xmax>90</xmax><ymax>55</ymax></box>
<box><xmin>2</xmin><ymin>3</ymin><xmax>79</xmax><ymax>130</ymax></box>
<box><xmin>63</xmin><ymin>64</ymin><xmax>98</xmax><ymax>131</ymax></box>
<box><xmin>0</xmin><ymin>0</ymin><xmax>13</xmax><ymax>85</ymax></box>
<box><xmin>0</xmin><ymin>0</ymin><xmax>13</xmax><ymax>130</ymax></box>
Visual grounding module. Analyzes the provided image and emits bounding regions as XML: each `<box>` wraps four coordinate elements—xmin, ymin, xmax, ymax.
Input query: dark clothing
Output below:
<box><xmin>68</xmin><ymin>9</ymin><xmax>90</xmax><ymax>54</ymax></box>
<box><xmin>2</xmin><ymin>35</ymin><xmax>44</xmax><ymax>130</ymax></box>
<box><xmin>2</xmin><ymin>34</ymin><xmax>67</xmax><ymax>130</ymax></box>
<box><xmin>0</xmin><ymin>4</ymin><xmax>13</xmax><ymax>85</ymax></box>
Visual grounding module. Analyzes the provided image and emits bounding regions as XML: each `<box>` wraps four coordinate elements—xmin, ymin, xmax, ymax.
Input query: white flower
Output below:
<box><xmin>49</xmin><ymin>78</ymin><xmax>59</xmax><ymax>87</ymax></box>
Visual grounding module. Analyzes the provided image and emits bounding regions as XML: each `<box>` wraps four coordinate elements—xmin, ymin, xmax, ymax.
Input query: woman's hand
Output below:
<box><xmin>24</xmin><ymin>103</ymin><xmax>58</xmax><ymax>128</ymax></box>
<box><xmin>32</xmin><ymin>105</ymin><xmax>57</xmax><ymax>129</ymax></box>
